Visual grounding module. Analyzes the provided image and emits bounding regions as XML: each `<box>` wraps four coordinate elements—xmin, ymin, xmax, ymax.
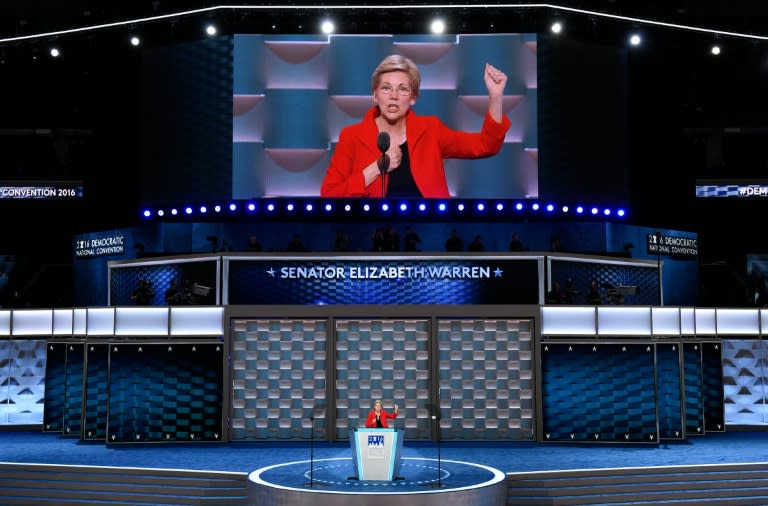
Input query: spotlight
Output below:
<box><xmin>286</xmin><ymin>203</ymin><xmax>294</xmax><ymax>211</ymax></box>
<box><xmin>229</xmin><ymin>203</ymin><xmax>237</xmax><ymax>211</ymax></box>
<box><xmin>430</xmin><ymin>19</ymin><xmax>446</xmax><ymax>34</ymax></box>
<box><xmin>399</xmin><ymin>203</ymin><xmax>407</xmax><ymax>211</ymax></box>
<box><xmin>515</xmin><ymin>202</ymin><xmax>524</xmax><ymax>211</ymax></box>
<box><xmin>438</xmin><ymin>203</ymin><xmax>447</xmax><ymax>212</ymax></box>
<box><xmin>344</xmin><ymin>204</ymin><xmax>351</xmax><ymax>212</ymax></box>
<box><xmin>496</xmin><ymin>203</ymin><xmax>504</xmax><ymax>211</ymax></box>
<box><xmin>325</xmin><ymin>203</ymin><xmax>332</xmax><ymax>211</ymax></box>
<box><xmin>551</xmin><ymin>21</ymin><xmax>563</xmax><ymax>34</ymax></box>
<box><xmin>305</xmin><ymin>203</ymin><xmax>313</xmax><ymax>211</ymax></box>
<box><xmin>711</xmin><ymin>45</ymin><xmax>721</xmax><ymax>55</ymax></box>
<box><xmin>49</xmin><ymin>47</ymin><xmax>60</xmax><ymax>57</ymax></box>
<box><xmin>247</xmin><ymin>202</ymin><xmax>256</xmax><ymax>212</ymax></box>
<box><xmin>142</xmin><ymin>209</ymin><xmax>151</xmax><ymax>218</ymax></box>
<box><xmin>476</xmin><ymin>203</ymin><xmax>485</xmax><ymax>211</ymax></box>
<box><xmin>320</xmin><ymin>19</ymin><xmax>335</xmax><ymax>34</ymax></box>
<box><xmin>267</xmin><ymin>203</ymin><xmax>275</xmax><ymax>211</ymax></box>
<box><xmin>205</xmin><ymin>24</ymin><xmax>217</xmax><ymax>36</ymax></box>
<box><xmin>419</xmin><ymin>203</ymin><xmax>427</xmax><ymax>211</ymax></box>
<box><xmin>130</xmin><ymin>36</ymin><xmax>140</xmax><ymax>47</ymax></box>
<box><xmin>629</xmin><ymin>33</ymin><xmax>642</xmax><ymax>46</ymax></box>
<box><xmin>457</xmin><ymin>203</ymin><xmax>465</xmax><ymax>211</ymax></box>
<box><xmin>199</xmin><ymin>205</ymin><xmax>207</xmax><ymax>213</ymax></box>
<box><xmin>213</xmin><ymin>205</ymin><xmax>221</xmax><ymax>212</ymax></box>
<box><xmin>561</xmin><ymin>205</ymin><xmax>569</xmax><ymax>213</ymax></box>
<box><xmin>157</xmin><ymin>210</ymin><xmax>165</xmax><ymax>217</ymax></box>
<box><xmin>546</xmin><ymin>204</ymin><xmax>555</xmax><ymax>212</ymax></box>
<box><xmin>381</xmin><ymin>203</ymin><xmax>389</xmax><ymax>211</ymax></box>
<box><xmin>531</xmin><ymin>203</ymin><xmax>540</xmax><ymax>211</ymax></box>
<box><xmin>185</xmin><ymin>206</ymin><xmax>193</xmax><ymax>215</ymax></box>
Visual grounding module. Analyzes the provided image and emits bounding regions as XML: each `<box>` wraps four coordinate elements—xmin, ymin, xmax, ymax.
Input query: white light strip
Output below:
<box><xmin>1</xmin><ymin>3</ymin><xmax>766</xmax><ymax>44</ymax></box>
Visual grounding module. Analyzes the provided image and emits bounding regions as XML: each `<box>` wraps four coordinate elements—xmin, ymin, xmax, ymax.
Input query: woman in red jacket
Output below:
<box><xmin>365</xmin><ymin>399</ymin><xmax>399</xmax><ymax>428</ymax></box>
<box><xmin>320</xmin><ymin>54</ymin><xmax>510</xmax><ymax>198</ymax></box>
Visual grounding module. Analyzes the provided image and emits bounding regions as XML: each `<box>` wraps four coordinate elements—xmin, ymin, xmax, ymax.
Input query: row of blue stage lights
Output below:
<box><xmin>141</xmin><ymin>200</ymin><xmax>627</xmax><ymax>219</ymax></box>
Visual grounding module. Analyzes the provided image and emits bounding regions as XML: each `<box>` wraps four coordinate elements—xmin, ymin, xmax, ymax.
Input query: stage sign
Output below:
<box><xmin>0</xmin><ymin>181</ymin><xmax>83</xmax><ymax>199</ymax></box>
<box><xmin>74</xmin><ymin>233</ymin><xmax>126</xmax><ymax>258</ymax></box>
<box><xmin>226</xmin><ymin>256</ymin><xmax>541</xmax><ymax>305</ymax></box>
<box><xmin>646</xmin><ymin>233</ymin><xmax>698</xmax><ymax>259</ymax></box>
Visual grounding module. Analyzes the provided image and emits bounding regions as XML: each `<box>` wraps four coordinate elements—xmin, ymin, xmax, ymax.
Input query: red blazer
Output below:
<box><xmin>365</xmin><ymin>409</ymin><xmax>398</xmax><ymax>428</ymax></box>
<box><xmin>320</xmin><ymin>106</ymin><xmax>510</xmax><ymax>198</ymax></box>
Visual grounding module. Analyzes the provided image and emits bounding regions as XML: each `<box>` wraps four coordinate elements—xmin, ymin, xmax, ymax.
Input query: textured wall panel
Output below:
<box><xmin>540</xmin><ymin>341</ymin><xmax>658</xmax><ymax>442</ymax></box>
<box><xmin>107</xmin><ymin>341</ymin><xmax>224</xmax><ymax>443</ymax></box>
<box><xmin>83</xmin><ymin>342</ymin><xmax>109</xmax><ymax>440</ymax></box>
<box><xmin>683</xmin><ymin>342</ymin><xmax>705</xmax><ymax>436</ymax></box>
<box><xmin>437</xmin><ymin>319</ymin><xmax>534</xmax><ymax>440</ymax></box>
<box><xmin>656</xmin><ymin>342</ymin><xmax>684</xmax><ymax>440</ymax></box>
<box><xmin>43</xmin><ymin>342</ymin><xmax>67</xmax><ymax>432</ymax></box>
<box><xmin>722</xmin><ymin>339</ymin><xmax>766</xmax><ymax>425</ymax></box>
<box><xmin>702</xmin><ymin>341</ymin><xmax>725</xmax><ymax>432</ymax></box>
<box><xmin>0</xmin><ymin>338</ymin><xmax>46</xmax><ymax>425</ymax></box>
<box><xmin>230</xmin><ymin>319</ymin><xmax>327</xmax><ymax>441</ymax></box>
<box><xmin>335</xmin><ymin>319</ymin><xmax>430</xmax><ymax>441</ymax></box>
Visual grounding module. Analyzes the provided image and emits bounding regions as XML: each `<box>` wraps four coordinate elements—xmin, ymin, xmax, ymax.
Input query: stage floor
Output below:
<box><xmin>2</xmin><ymin>429</ymin><xmax>768</xmax><ymax>476</ymax></box>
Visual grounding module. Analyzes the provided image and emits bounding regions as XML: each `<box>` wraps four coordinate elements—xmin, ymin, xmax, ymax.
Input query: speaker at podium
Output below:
<box><xmin>349</xmin><ymin>428</ymin><xmax>405</xmax><ymax>481</ymax></box>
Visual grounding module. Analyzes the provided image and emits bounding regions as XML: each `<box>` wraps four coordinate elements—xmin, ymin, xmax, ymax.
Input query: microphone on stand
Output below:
<box><xmin>376</xmin><ymin>132</ymin><xmax>390</xmax><ymax>198</ymax></box>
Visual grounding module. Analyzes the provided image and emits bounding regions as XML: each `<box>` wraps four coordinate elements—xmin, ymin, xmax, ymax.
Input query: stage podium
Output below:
<box><xmin>350</xmin><ymin>428</ymin><xmax>404</xmax><ymax>480</ymax></box>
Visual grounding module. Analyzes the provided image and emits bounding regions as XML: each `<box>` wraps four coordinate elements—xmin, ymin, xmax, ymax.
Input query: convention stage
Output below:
<box><xmin>3</xmin><ymin>430</ymin><xmax>768</xmax><ymax>505</ymax></box>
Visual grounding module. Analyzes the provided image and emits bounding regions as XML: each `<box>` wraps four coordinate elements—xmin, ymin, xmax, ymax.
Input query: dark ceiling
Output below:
<box><xmin>0</xmin><ymin>1</ymin><xmax>765</xmax><ymax>265</ymax></box>
<box><xmin>1</xmin><ymin>1</ymin><xmax>766</xmax><ymax>39</ymax></box>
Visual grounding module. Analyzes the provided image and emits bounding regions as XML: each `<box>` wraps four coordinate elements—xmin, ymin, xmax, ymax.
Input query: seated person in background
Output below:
<box><xmin>164</xmin><ymin>278</ymin><xmax>180</xmax><ymax>304</ymax></box>
<box><xmin>467</xmin><ymin>235</ymin><xmax>485</xmax><ymax>252</ymax></box>
<box><xmin>365</xmin><ymin>399</ymin><xmax>399</xmax><ymax>428</ymax></box>
<box><xmin>545</xmin><ymin>282</ymin><xmax>563</xmax><ymax>304</ymax></box>
<box><xmin>587</xmin><ymin>281</ymin><xmax>602</xmax><ymax>305</ymax></box>
<box><xmin>245</xmin><ymin>235</ymin><xmax>262</xmax><ymax>252</ymax></box>
<box><xmin>509</xmin><ymin>233</ymin><xmax>525</xmax><ymax>252</ymax></box>
<box><xmin>445</xmin><ymin>229</ymin><xmax>464</xmax><ymax>252</ymax></box>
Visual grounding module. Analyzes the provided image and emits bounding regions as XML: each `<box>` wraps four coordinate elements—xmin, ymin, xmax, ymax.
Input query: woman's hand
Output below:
<box><xmin>484</xmin><ymin>63</ymin><xmax>507</xmax><ymax>98</ymax></box>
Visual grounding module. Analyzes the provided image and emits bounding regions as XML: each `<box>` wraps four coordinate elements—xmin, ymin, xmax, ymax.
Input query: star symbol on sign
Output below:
<box><xmin>267</xmin><ymin>268</ymin><xmax>276</xmax><ymax>277</ymax></box>
<box><xmin>494</xmin><ymin>267</ymin><xmax>503</xmax><ymax>277</ymax></box>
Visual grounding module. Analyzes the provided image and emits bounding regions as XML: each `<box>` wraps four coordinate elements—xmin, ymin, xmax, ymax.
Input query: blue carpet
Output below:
<box><xmin>2</xmin><ymin>431</ymin><xmax>767</xmax><ymax>474</ymax></box>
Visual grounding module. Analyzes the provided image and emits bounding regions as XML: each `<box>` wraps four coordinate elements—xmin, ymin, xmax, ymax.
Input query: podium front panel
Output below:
<box><xmin>350</xmin><ymin>428</ymin><xmax>404</xmax><ymax>480</ymax></box>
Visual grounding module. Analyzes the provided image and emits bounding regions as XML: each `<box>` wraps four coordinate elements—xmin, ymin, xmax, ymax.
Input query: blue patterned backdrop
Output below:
<box><xmin>540</xmin><ymin>341</ymin><xmax>658</xmax><ymax>442</ymax></box>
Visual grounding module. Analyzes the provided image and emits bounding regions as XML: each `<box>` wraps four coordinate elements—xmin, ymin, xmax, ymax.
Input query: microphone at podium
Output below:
<box><xmin>376</xmin><ymin>132</ymin><xmax>390</xmax><ymax>198</ymax></box>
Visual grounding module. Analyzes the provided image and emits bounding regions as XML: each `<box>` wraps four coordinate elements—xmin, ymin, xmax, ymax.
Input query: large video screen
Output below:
<box><xmin>232</xmin><ymin>33</ymin><xmax>538</xmax><ymax>199</ymax></box>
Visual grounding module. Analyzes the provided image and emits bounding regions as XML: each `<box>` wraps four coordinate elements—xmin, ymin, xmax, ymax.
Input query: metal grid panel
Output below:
<box><xmin>230</xmin><ymin>319</ymin><xmax>327</xmax><ymax>441</ymax></box>
<box><xmin>335</xmin><ymin>319</ymin><xmax>429</xmax><ymax>441</ymax></box>
<box><xmin>438</xmin><ymin>319</ymin><xmax>534</xmax><ymax>441</ymax></box>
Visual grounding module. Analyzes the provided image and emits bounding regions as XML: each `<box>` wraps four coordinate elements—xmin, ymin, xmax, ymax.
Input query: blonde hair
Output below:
<box><xmin>371</xmin><ymin>55</ymin><xmax>421</xmax><ymax>97</ymax></box>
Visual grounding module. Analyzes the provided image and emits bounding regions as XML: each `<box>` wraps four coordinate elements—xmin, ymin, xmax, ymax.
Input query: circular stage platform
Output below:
<box><xmin>248</xmin><ymin>457</ymin><xmax>506</xmax><ymax>506</ymax></box>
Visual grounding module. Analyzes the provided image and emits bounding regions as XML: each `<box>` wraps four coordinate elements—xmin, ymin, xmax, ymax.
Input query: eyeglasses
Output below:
<box><xmin>378</xmin><ymin>84</ymin><xmax>411</xmax><ymax>97</ymax></box>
